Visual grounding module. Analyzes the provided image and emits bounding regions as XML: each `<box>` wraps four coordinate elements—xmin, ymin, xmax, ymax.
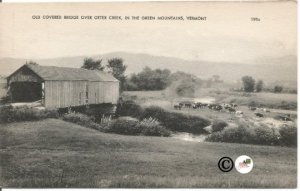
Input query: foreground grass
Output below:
<box><xmin>0</xmin><ymin>119</ymin><xmax>297</xmax><ymax>188</ymax></box>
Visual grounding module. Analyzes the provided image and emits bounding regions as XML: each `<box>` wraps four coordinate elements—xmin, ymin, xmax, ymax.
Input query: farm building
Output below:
<box><xmin>7</xmin><ymin>64</ymin><xmax>119</xmax><ymax>108</ymax></box>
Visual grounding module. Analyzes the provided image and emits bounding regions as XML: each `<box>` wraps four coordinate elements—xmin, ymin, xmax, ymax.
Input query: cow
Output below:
<box><xmin>263</xmin><ymin>108</ymin><xmax>271</xmax><ymax>113</ymax></box>
<box><xmin>254</xmin><ymin>112</ymin><xmax>264</xmax><ymax>117</ymax></box>
<box><xmin>249</xmin><ymin>106</ymin><xmax>256</xmax><ymax>111</ymax></box>
<box><xmin>179</xmin><ymin>101</ymin><xmax>193</xmax><ymax>108</ymax></box>
<box><xmin>192</xmin><ymin>104</ymin><xmax>198</xmax><ymax>109</ymax></box>
<box><xmin>236</xmin><ymin>111</ymin><xmax>243</xmax><ymax>115</ymax></box>
<box><xmin>185</xmin><ymin>103</ymin><xmax>192</xmax><ymax>108</ymax></box>
<box><xmin>223</xmin><ymin>103</ymin><xmax>231</xmax><ymax>109</ymax></box>
<box><xmin>277</xmin><ymin>114</ymin><xmax>292</xmax><ymax>121</ymax></box>
<box><xmin>214</xmin><ymin>104</ymin><xmax>223</xmax><ymax>111</ymax></box>
<box><xmin>208</xmin><ymin>104</ymin><xmax>222</xmax><ymax>111</ymax></box>
<box><xmin>230</xmin><ymin>103</ymin><xmax>238</xmax><ymax>108</ymax></box>
<box><xmin>193</xmin><ymin>102</ymin><xmax>208</xmax><ymax>109</ymax></box>
<box><xmin>174</xmin><ymin>104</ymin><xmax>182</xmax><ymax>110</ymax></box>
<box><xmin>208</xmin><ymin>104</ymin><xmax>214</xmax><ymax>110</ymax></box>
<box><xmin>202</xmin><ymin>103</ymin><xmax>208</xmax><ymax>108</ymax></box>
<box><xmin>227</xmin><ymin>107</ymin><xmax>236</xmax><ymax>113</ymax></box>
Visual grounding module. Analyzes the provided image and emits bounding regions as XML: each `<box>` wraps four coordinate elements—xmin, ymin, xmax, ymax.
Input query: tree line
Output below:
<box><xmin>81</xmin><ymin>57</ymin><xmax>202</xmax><ymax>96</ymax></box>
<box><xmin>241</xmin><ymin>76</ymin><xmax>286</xmax><ymax>93</ymax></box>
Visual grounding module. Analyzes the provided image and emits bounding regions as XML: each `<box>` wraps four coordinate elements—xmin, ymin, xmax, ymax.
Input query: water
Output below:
<box><xmin>171</xmin><ymin>132</ymin><xmax>207</xmax><ymax>142</ymax></box>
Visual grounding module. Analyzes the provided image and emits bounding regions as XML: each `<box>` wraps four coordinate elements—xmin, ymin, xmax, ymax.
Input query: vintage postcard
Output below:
<box><xmin>0</xmin><ymin>0</ymin><xmax>297</xmax><ymax>188</ymax></box>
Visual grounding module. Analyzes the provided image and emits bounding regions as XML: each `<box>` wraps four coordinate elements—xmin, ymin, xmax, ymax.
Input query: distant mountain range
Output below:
<box><xmin>0</xmin><ymin>52</ymin><xmax>297</xmax><ymax>86</ymax></box>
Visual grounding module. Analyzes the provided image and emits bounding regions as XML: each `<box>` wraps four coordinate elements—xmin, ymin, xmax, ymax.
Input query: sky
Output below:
<box><xmin>0</xmin><ymin>1</ymin><xmax>297</xmax><ymax>63</ymax></box>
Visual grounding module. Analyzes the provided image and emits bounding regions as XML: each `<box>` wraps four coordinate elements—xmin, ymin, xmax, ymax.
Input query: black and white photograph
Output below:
<box><xmin>0</xmin><ymin>1</ymin><xmax>297</xmax><ymax>188</ymax></box>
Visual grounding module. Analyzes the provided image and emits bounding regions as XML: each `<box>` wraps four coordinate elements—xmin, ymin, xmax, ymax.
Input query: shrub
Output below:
<box><xmin>106</xmin><ymin>116</ymin><xmax>171</xmax><ymax>137</ymax></box>
<box><xmin>86</xmin><ymin>103</ymin><xmax>116</xmax><ymax>120</ymax></box>
<box><xmin>62</xmin><ymin>112</ymin><xmax>91</xmax><ymax>125</ymax></box>
<box><xmin>115</xmin><ymin>100</ymin><xmax>144</xmax><ymax>118</ymax></box>
<box><xmin>211</xmin><ymin>120</ymin><xmax>228</xmax><ymax>132</ymax></box>
<box><xmin>139</xmin><ymin>117</ymin><xmax>171</xmax><ymax>137</ymax></box>
<box><xmin>41</xmin><ymin>109</ymin><xmax>60</xmax><ymax>119</ymax></box>
<box><xmin>140</xmin><ymin>106</ymin><xmax>210</xmax><ymax>134</ymax></box>
<box><xmin>206</xmin><ymin>124</ymin><xmax>280</xmax><ymax>146</ymax></box>
<box><xmin>107</xmin><ymin>117</ymin><xmax>141</xmax><ymax>135</ymax></box>
<box><xmin>253</xmin><ymin>126</ymin><xmax>280</xmax><ymax>145</ymax></box>
<box><xmin>279</xmin><ymin>125</ymin><xmax>297</xmax><ymax>146</ymax></box>
<box><xmin>0</xmin><ymin>105</ymin><xmax>59</xmax><ymax>123</ymax></box>
<box><xmin>99</xmin><ymin>115</ymin><xmax>112</xmax><ymax>127</ymax></box>
<box><xmin>206</xmin><ymin>125</ymin><xmax>254</xmax><ymax>143</ymax></box>
<box><xmin>62</xmin><ymin>112</ymin><xmax>106</xmax><ymax>132</ymax></box>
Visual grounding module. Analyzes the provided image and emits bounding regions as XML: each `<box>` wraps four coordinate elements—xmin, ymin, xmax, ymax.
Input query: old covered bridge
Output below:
<box><xmin>7</xmin><ymin>64</ymin><xmax>119</xmax><ymax>108</ymax></box>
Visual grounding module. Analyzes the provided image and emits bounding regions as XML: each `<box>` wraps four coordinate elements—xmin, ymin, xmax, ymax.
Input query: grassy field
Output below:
<box><xmin>122</xmin><ymin>90</ymin><xmax>297</xmax><ymax>110</ymax></box>
<box><xmin>122</xmin><ymin>91</ymin><xmax>297</xmax><ymax>129</ymax></box>
<box><xmin>0</xmin><ymin>119</ymin><xmax>297</xmax><ymax>188</ymax></box>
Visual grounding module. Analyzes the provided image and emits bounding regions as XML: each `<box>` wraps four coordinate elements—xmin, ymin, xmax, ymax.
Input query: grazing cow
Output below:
<box><xmin>179</xmin><ymin>101</ymin><xmax>193</xmax><ymax>108</ymax></box>
<box><xmin>202</xmin><ymin>103</ymin><xmax>208</xmax><ymax>107</ymax></box>
<box><xmin>208</xmin><ymin>104</ymin><xmax>222</xmax><ymax>111</ymax></box>
<box><xmin>174</xmin><ymin>104</ymin><xmax>182</xmax><ymax>110</ymax></box>
<box><xmin>208</xmin><ymin>104</ymin><xmax>215</xmax><ymax>110</ymax></box>
<box><xmin>254</xmin><ymin>112</ymin><xmax>264</xmax><ymax>117</ymax></box>
<box><xmin>185</xmin><ymin>103</ymin><xmax>192</xmax><ymax>108</ymax></box>
<box><xmin>194</xmin><ymin>102</ymin><xmax>208</xmax><ymax>109</ymax></box>
<box><xmin>249</xmin><ymin>106</ymin><xmax>256</xmax><ymax>111</ymax></box>
<box><xmin>227</xmin><ymin>107</ymin><xmax>236</xmax><ymax>113</ymax></box>
<box><xmin>236</xmin><ymin>111</ymin><xmax>243</xmax><ymax>115</ymax></box>
<box><xmin>214</xmin><ymin>104</ymin><xmax>223</xmax><ymax>111</ymax></box>
<box><xmin>193</xmin><ymin>102</ymin><xmax>201</xmax><ymax>109</ymax></box>
<box><xmin>223</xmin><ymin>103</ymin><xmax>231</xmax><ymax>109</ymax></box>
<box><xmin>230</xmin><ymin>103</ymin><xmax>238</xmax><ymax>108</ymax></box>
<box><xmin>277</xmin><ymin>115</ymin><xmax>292</xmax><ymax>121</ymax></box>
<box><xmin>263</xmin><ymin>108</ymin><xmax>271</xmax><ymax>113</ymax></box>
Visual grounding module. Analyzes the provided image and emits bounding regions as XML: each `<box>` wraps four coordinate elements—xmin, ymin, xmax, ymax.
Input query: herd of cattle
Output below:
<box><xmin>173</xmin><ymin>101</ymin><xmax>275</xmax><ymax>118</ymax></box>
<box><xmin>174</xmin><ymin>101</ymin><xmax>240</xmax><ymax>113</ymax></box>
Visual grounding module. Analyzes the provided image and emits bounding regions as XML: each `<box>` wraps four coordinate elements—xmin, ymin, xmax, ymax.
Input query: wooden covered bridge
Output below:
<box><xmin>7</xmin><ymin>64</ymin><xmax>119</xmax><ymax>109</ymax></box>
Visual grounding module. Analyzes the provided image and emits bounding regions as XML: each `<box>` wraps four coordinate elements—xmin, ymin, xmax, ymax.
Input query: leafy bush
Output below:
<box><xmin>40</xmin><ymin>109</ymin><xmax>60</xmax><ymax>119</ymax></box>
<box><xmin>140</xmin><ymin>106</ymin><xmax>210</xmax><ymax>134</ymax></box>
<box><xmin>99</xmin><ymin>115</ymin><xmax>113</xmax><ymax>127</ymax></box>
<box><xmin>206</xmin><ymin>124</ymin><xmax>280</xmax><ymax>146</ymax></box>
<box><xmin>0</xmin><ymin>105</ymin><xmax>58</xmax><ymax>123</ymax></box>
<box><xmin>253</xmin><ymin>126</ymin><xmax>280</xmax><ymax>145</ymax></box>
<box><xmin>115</xmin><ymin>100</ymin><xmax>144</xmax><ymax>118</ymax></box>
<box><xmin>279</xmin><ymin>125</ymin><xmax>297</xmax><ymax>146</ymax></box>
<box><xmin>62</xmin><ymin>112</ymin><xmax>106</xmax><ymax>132</ymax></box>
<box><xmin>206</xmin><ymin>125</ymin><xmax>254</xmax><ymax>143</ymax></box>
<box><xmin>211</xmin><ymin>120</ymin><xmax>228</xmax><ymax>132</ymax></box>
<box><xmin>106</xmin><ymin>116</ymin><xmax>171</xmax><ymax>137</ymax></box>
<box><xmin>107</xmin><ymin>117</ymin><xmax>141</xmax><ymax>135</ymax></box>
<box><xmin>139</xmin><ymin>117</ymin><xmax>171</xmax><ymax>137</ymax></box>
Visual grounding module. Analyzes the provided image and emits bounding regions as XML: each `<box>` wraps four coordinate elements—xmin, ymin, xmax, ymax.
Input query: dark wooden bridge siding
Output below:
<box><xmin>8</xmin><ymin>66</ymin><xmax>42</xmax><ymax>84</ymax></box>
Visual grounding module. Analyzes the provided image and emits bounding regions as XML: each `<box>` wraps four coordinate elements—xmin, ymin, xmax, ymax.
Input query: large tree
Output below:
<box><xmin>242</xmin><ymin>76</ymin><xmax>255</xmax><ymax>92</ymax></box>
<box><xmin>256</xmin><ymin>80</ymin><xmax>264</xmax><ymax>92</ymax></box>
<box><xmin>81</xmin><ymin>57</ymin><xmax>105</xmax><ymax>71</ymax></box>
<box><xmin>107</xmin><ymin>58</ymin><xmax>127</xmax><ymax>91</ymax></box>
<box><xmin>128</xmin><ymin>67</ymin><xmax>171</xmax><ymax>90</ymax></box>
<box><xmin>274</xmin><ymin>85</ymin><xmax>283</xmax><ymax>93</ymax></box>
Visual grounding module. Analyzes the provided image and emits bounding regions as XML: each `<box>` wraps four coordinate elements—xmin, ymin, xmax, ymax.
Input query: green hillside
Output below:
<box><xmin>0</xmin><ymin>119</ymin><xmax>296</xmax><ymax>188</ymax></box>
